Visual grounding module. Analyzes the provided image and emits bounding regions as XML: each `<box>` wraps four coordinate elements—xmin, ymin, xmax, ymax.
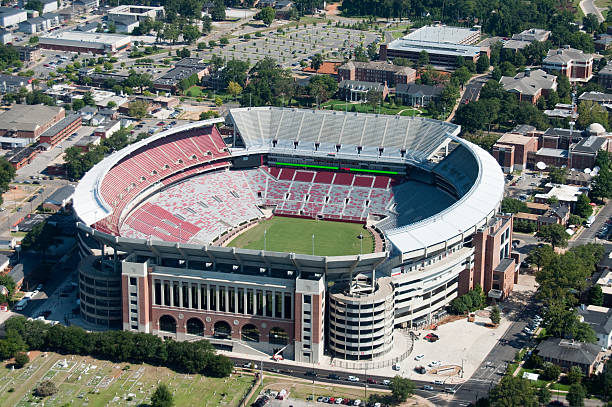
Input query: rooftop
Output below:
<box><xmin>500</xmin><ymin>69</ymin><xmax>557</xmax><ymax>96</ymax></box>
<box><xmin>338</xmin><ymin>80</ymin><xmax>385</xmax><ymax>92</ymax></box>
<box><xmin>535</xmin><ymin>183</ymin><xmax>586</xmax><ymax>203</ymax></box>
<box><xmin>0</xmin><ymin>104</ymin><xmax>62</xmax><ymax>132</ymax></box>
<box><xmin>405</xmin><ymin>25</ymin><xmax>480</xmax><ymax>45</ymax></box>
<box><xmin>44</xmin><ymin>185</ymin><xmax>75</xmax><ymax>205</ymax></box>
<box><xmin>537</xmin><ymin>338</ymin><xmax>601</xmax><ymax>365</ymax></box>
<box><xmin>544</xmin><ymin>47</ymin><xmax>593</xmax><ymax>65</ymax></box>
<box><xmin>496</xmin><ymin>132</ymin><xmax>535</xmax><ymax>146</ymax></box>
<box><xmin>511</xmin><ymin>28</ymin><xmax>551</xmax><ymax>42</ymax></box>
<box><xmin>579</xmin><ymin>91</ymin><xmax>612</xmax><ymax>103</ymax></box>
<box><xmin>571</xmin><ymin>136</ymin><xmax>607</xmax><ymax>154</ymax></box>
<box><xmin>40</xmin><ymin>31</ymin><xmax>130</xmax><ymax>45</ymax></box>
<box><xmin>339</xmin><ymin>61</ymin><xmax>416</xmax><ymax>76</ymax></box>
<box><xmin>578</xmin><ymin>305</ymin><xmax>612</xmax><ymax>336</ymax></box>
<box><xmin>535</xmin><ymin>147</ymin><xmax>568</xmax><ymax>159</ymax></box>
<box><xmin>396</xmin><ymin>83</ymin><xmax>443</xmax><ymax>97</ymax></box>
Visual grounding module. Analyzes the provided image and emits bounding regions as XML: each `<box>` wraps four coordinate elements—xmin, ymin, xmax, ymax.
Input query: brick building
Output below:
<box><xmin>0</xmin><ymin>104</ymin><xmax>64</xmax><ymax>142</ymax></box>
<box><xmin>492</xmin><ymin>132</ymin><xmax>539</xmax><ymax>173</ymax></box>
<box><xmin>543</xmin><ymin>47</ymin><xmax>594</xmax><ymax>83</ymax></box>
<box><xmin>337</xmin><ymin>61</ymin><xmax>416</xmax><ymax>86</ymax></box>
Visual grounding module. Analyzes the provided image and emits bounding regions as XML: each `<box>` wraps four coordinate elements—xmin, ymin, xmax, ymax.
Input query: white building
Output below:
<box><xmin>578</xmin><ymin>305</ymin><xmax>612</xmax><ymax>349</ymax></box>
<box><xmin>0</xmin><ymin>7</ymin><xmax>27</xmax><ymax>27</ymax></box>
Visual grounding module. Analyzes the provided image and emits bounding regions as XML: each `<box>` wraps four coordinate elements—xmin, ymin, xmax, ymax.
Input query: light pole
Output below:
<box><xmin>312</xmin><ymin>234</ymin><xmax>314</xmax><ymax>255</ymax></box>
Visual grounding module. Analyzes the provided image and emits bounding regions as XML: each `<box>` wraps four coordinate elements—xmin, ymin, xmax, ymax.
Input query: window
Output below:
<box><xmin>129</xmin><ymin>277</ymin><xmax>137</xmax><ymax>286</ymax></box>
<box><xmin>130</xmin><ymin>292</ymin><xmax>137</xmax><ymax>297</ymax></box>
<box><xmin>130</xmin><ymin>300</ymin><xmax>137</xmax><ymax>305</ymax></box>
<box><xmin>131</xmin><ymin>324</ymin><xmax>138</xmax><ymax>330</ymax></box>
<box><xmin>303</xmin><ymin>335</ymin><xmax>311</xmax><ymax>341</ymax></box>
<box><xmin>304</xmin><ymin>295</ymin><xmax>311</xmax><ymax>304</ymax></box>
<box><xmin>131</xmin><ymin>316</ymin><xmax>138</xmax><ymax>322</ymax></box>
<box><xmin>304</xmin><ymin>318</ymin><xmax>311</xmax><ymax>324</ymax></box>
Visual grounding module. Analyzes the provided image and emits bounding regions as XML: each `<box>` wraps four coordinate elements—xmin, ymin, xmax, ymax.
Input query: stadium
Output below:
<box><xmin>73</xmin><ymin>107</ymin><xmax>511</xmax><ymax>365</ymax></box>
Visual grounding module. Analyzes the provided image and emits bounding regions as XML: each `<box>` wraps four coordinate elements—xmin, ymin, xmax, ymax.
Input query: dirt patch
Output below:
<box><xmin>326</xmin><ymin>3</ymin><xmax>340</xmax><ymax>15</ymax></box>
<box><xmin>27</xmin><ymin>350</ymin><xmax>41</xmax><ymax>361</ymax></box>
<box><xmin>179</xmin><ymin>105</ymin><xmax>217</xmax><ymax>120</ymax></box>
<box><xmin>436</xmin><ymin>315</ymin><xmax>465</xmax><ymax>326</ymax></box>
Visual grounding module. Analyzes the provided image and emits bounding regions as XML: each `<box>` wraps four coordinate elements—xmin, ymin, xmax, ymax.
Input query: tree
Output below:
<box><xmin>227</xmin><ymin>81</ymin><xmax>243</xmax><ymax>100</ymax></box>
<box><xmin>589</xmin><ymin>284</ymin><xmax>604</xmax><ymax>306</ymax></box>
<box><xmin>151</xmin><ymin>383</ymin><xmax>174</xmax><ymax>407</ymax></box>
<box><xmin>82</xmin><ymin>92</ymin><xmax>95</xmax><ymax>106</ymax></box>
<box><xmin>452</xmin><ymin>66</ymin><xmax>472</xmax><ymax>88</ymax></box>
<box><xmin>417</xmin><ymin>50</ymin><xmax>429</xmax><ymax>68</ymax></box>
<box><xmin>575</xmin><ymin>194</ymin><xmax>593</xmax><ymax>219</ymax></box>
<box><xmin>71</xmin><ymin>98</ymin><xmax>84</xmax><ymax>110</ymax></box>
<box><xmin>547</xmin><ymin>196</ymin><xmax>560</xmax><ymax>206</ymax></box>
<box><xmin>35</xmin><ymin>380</ymin><xmax>58</xmax><ymax>397</ymax></box>
<box><xmin>128</xmin><ymin>100</ymin><xmax>149</xmax><ymax>119</ymax></box>
<box><xmin>29</xmin><ymin>36</ymin><xmax>39</xmax><ymax>45</ymax></box>
<box><xmin>307</xmin><ymin>75</ymin><xmax>338</xmax><ymax>103</ymax></box>
<box><xmin>366</xmin><ymin>90</ymin><xmax>382</xmax><ymax>111</ymax></box>
<box><xmin>258</xmin><ymin>6</ymin><xmax>275</xmax><ymax>26</ymax></box>
<box><xmin>537</xmin><ymin>386</ymin><xmax>551</xmax><ymax>406</ymax></box>
<box><xmin>199</xmin><ymin>111</ymin><xmax>219</xmax><ymax>120</ymax></box>
<box><xmin>577</xmin><ymin>100</ymin><xmax>609</xmax><ymax>130</ymax></box>
<box><xmin>548</xmin><ymin>166</ymin><xmax>568</xmax><ymax>184</ymax></box>
<box><xmin>536</xmin><ymin>224</ymin><xmax>569</xmax><ymax>249</ymax></box>
<box><xmin>25</xmin><ymin>0</ymin><xmax>42</xmax><ymax>13</ymax></box>
<box><xmin>501</xmin><ymin>197</ymin><xmax>528</xmax><ymax>214</ymax></box>
<box><xmin>489</xmin><ymin>376</ymin><xmax>537</xmax><ymax>407</ymax></box>
<box><xmin>490</xmin><ymin>305</ymin><xmax>501</xmax><ymax>326</ymax></box>
<box><xmin>583</xmin><ymin>14</ymin><xmax>600</xmax><ymax>33</ymax></box>
<box><xmin>567</xmin><ymin>383</ymin><xmax>586</xmax><ymax>407</ymax></box>
<box><xmin>567</xmin><ymin>366</ymin><xmax>584</xmax><ymax>385</ymax></box>
<box><xmin>211</xmin><ymin>0</ymin><xmax>225</xmax><ymax>21</ymax></box>
<box><xmin>393</xmin><ymin>57</ymin><xmax>411</xmax><ymax>67</ymax></box>
<box><xmin>0</xmin><ymin>157</ymin><xmax>14</xmax><ymax>207</ymax></box>
<box><xmin>13</xmin><ymin>352</ymin><xmax>29</xmax><ymax>368</ymax></box>
<box><xmin>220</xmin><ymin>37</ymin><xmax>229</xmax><ymax>46</ymax></box>
<box><xmin>541</xmin><ymin>363</ymin><xmax>561</xmax><ymax>381</ymax></box>
<box><xmin>182</xmin><ymin>25</ymin><xmax>200</xmax><ymax>44</ymax></box>
<box><xmin>476</xmin><ymin>54</ymin><xmax>490</xmax><ymax>74</ymax></box>
<box><xmin>525</xmin><ymin>244</ymin><xmax>555</xmax><ymax>271</ymax></box>
<box><xmin>310</xmin><ymin>53</ymin><xmax>324</xmax><ymax>71</ymax></box>
<box><xmin>390</xmin><ymin>375</ymin><xmax>415</xmax><ymax>402</ymax></box>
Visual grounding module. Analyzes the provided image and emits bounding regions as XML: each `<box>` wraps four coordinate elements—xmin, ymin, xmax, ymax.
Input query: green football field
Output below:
<box><xmin>227</xmin><ymin>217</ymin><xmax>374</xmax><ymax>256</ymax></box>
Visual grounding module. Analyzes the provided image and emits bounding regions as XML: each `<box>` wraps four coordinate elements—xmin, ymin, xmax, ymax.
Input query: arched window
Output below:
<box><xmin>213</xmin><ymin>320</ymin><xmax>231</xmax><ymax>338</ymax></box>
<box><xmin>186</xmin><ymin>318</ymin><xmax>204</xmax><ymax>336</ymax></box>
<box><xmin>269</xmin><ymin>327</ymin><xmax>288</xmax><ymax>345</ymax></box>
<box><xmin>159</xmin><ymin>315</ymin><xmax>176</xmax><ymax>333</ymax></box>
<box><xmin>241</xmin><ymin>324</ymin><xmax>260</xmax><ymax>342</ymax></box>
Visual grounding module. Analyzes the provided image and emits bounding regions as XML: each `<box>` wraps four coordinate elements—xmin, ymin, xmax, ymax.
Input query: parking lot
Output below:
<box><xmin>199</xmin><ymin>25</ymin><xmax>379</xmax><ymax>68</ymax></box>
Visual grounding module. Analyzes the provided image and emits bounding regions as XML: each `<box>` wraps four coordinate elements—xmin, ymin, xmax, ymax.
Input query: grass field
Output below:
<box><xmin>227</xmin><ymin>217</ymin><xmax>374</xmax><ymax>256</ymax></box>
<box><xmin>0</xmin><ymin>352</ymin><xmax>254</xmax><ymax>407</ymax></box>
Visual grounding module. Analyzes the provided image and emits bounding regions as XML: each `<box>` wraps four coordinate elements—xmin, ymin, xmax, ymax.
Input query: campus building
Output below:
<box><xmin>74</xmin><ymin>108</ymin><xmax>510</xmax><ymax>365</ymax></box>
<box><xmin>337</xmin><ymin>61</ymin><xmax>416</xmax><ymax>87</ymax></box>
<box><xmin>39</xmin><ymin>31</ymin><xmax>131</xmax><ymax>55</ymax></box>
<box><xmin>0</xmin><ymin>104</ymin><xmax>64</xmax><ymax>141</ymax></box>
<box><xmin>543</xmin><ymin>47</ymin><xmax>594</xmax><ymax>83</ymax></box>
<box><xmin>380</xmin><ymin>25</ymin><xmax>486</xmax><ymax>69</ymax></box>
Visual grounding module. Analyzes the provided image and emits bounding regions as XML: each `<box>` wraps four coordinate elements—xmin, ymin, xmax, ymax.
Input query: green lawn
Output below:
<box><xmin>227</xmin><ymin>217</ymin><xmax>374</xmax><ymax>256</ymax></box>
<box><xmin>0</xmin><ymin>352</ymin><xmax>254</xmax><ymax>407</ymax></box>
<box><xmin>185</xmin><ymin>85</ymin><xmax>204</xmax><ymax>98</ymax></box>
<box><xmin>320</xmin><ymin>99</ymin><xmax>427</xmax><ymax>116</ymax></box>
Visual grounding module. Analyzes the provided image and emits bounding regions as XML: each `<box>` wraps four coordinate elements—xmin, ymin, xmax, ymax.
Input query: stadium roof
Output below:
<box><xmin>384</xmin><ymin>139</ymin><xmax>504</xmax><ymax>257</ymax></box>
<box><xmin>73</xmin><ymin>118</ymin><xmax>224</xmax><ymax>226</ymax></box>
<box><xmin>228</xmin><ymin>107</ymin><xmax>459</xmax><ymax>164</ymax></box>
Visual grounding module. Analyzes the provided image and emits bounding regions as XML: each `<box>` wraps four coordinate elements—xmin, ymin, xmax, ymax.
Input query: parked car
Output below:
<box><xmin>422</xmin><ymin>385</ymin><xmax>434</xmax><ymax>391</ymax></box>
<box><xmin>366</xmin><ymin>378</ymin><xmax>376</xmax><ymax>384</ymax></box>
<box><xmin>328</xmin><ymin>373</ymin><xmax>340</xmax><ymax>380</ymax></box>
<box><xmin>382</xmin><ymin>380</ymin><xmax>391</xmax><ymax>386</ymax></box>
<box><xmin>347</xmin><ymin>376</ymin><xmax>359</xmax><ymax>382</ymax></box>
<box><xmin>424</xmin><ymin>333</ymin><xmax>439</xmax><ymax>342</ymax></box>
<box><xmin>414</xmin><ymin>354</ymin><xmax>425</xmax><ymax>361</ymax></box>
<box><xmin>335</xmin><ymin>398</ymin><xmax>343</xmax><ymax>404</ymax></box>
<box><xmin>444</xmin><ymin>388</ymin><xmax>456</xmax><ymax>394</ymax></box>
<box><xmin>428</xmin><ymin>360</ymin><xmax>441</xmax><ymax>367</ymax></box>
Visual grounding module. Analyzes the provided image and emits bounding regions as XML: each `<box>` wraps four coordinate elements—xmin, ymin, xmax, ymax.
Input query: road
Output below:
<box><xmin>580</xmin><ymin>0</ymin><xmax>605</xmax><ymax>22</ymax></box>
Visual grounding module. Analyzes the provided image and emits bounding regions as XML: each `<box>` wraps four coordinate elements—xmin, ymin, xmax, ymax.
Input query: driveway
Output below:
<box><xmin>580</xmin><ymin>0</ymin><xmax>605</xmax><ymax>22</ymax></box>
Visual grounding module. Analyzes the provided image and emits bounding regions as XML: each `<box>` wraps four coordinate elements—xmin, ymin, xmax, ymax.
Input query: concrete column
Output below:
<box><xmin>169</xmin><ymin>282</ymin><xmax>174</xmax><ymax>307</ymax></box>
<box><xmin>205</xmin><ymin>284</ymin><xmax>210</xmax><ymax>311</ymax></box>
<box><xmin>224</xmin><ymin>287</ymin><xmax>229</xmax><ymax>313</ymax></box>
<box><xmin>152</xmin><ymin>279</ymin><xmax>156</xmax><ymax>305</ymax></box>
<box><xmin>197</xmin><ymin>284</ymin><xmax>201</xmax><ymax>309</ymax></box>
<box><xmin>161</xmin><ymin>281</ymin><xmax>166</xmax><ymax>306</ymax></box>
<box><xmin>262</xmin><ymin>290</ymin><xmax>267</xmax><ymax>316</ymax></box>
<box><xmin>215</xmin><ymin>285</ymin><xmax>219</xmax><ymax>312</ymax></box>
<box><xmin>178</xmin><ymin>282</ymin><xmax>183</xmax><ymax>308</ymax></box>
<box><xmin>234</xmin><ymin>287</ymin><xmax>239</xmax><ymax>314</ymax></box>
<box><xmin>281</xmin><ymin>291</ymin><xmax>285</xmax><ymax>319</ymax></box>
<box><xmin>243</xmin><ymin>289</ymin><xmax>248</xmax><ymax>315</ymax></box>
<box><xmin>188</xmin><ymin>283</ymin><xmax>193</xmax><ymax>309</ymax></box>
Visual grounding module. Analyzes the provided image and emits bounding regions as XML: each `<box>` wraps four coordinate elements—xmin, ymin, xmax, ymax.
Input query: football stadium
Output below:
<box><xmin>74</xmin><ymin>107</ymin><xmax>513</xmax><ymax>365</ymax></box>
